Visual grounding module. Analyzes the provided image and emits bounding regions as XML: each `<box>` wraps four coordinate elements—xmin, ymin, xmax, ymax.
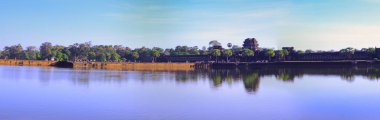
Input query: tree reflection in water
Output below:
<box><xmin>69</xmin><ymin>66</ymin><xmax>380</xmax><ymax>93</ymax></box>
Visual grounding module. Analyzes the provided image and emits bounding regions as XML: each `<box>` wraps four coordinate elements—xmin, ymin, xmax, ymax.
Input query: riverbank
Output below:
<box><xmin>0</xmin><ymin>59</ymin><xmax>55</xmax><ymax>66</ymax></box>
<box><xmin>74</xmin><ymin>62</ymin><xmax>195</xmax><ymax>71</ymax></box>
<box><xmin>210</xmin><ymin>60</ymin><xmax>380</xmax><ymax>69</ymax></box>
<box><xmin>0</xmin><ymin>60</ymin><xmax>195</xmax><ymax>71</ymax></box>
<box><xmin>1</xmin><ymin>59</ymin><xmax>379</xmax><ymax>71</ymax></box>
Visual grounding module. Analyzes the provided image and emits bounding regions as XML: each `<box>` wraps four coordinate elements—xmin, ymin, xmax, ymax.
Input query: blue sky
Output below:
<box><xmin>1</xmin><ymin>0</ymin><xmax>380</xmax><ymax>50</ymax></box>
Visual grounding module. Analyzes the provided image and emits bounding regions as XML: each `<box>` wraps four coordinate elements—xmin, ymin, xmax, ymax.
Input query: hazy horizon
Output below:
<box><xmin>1</xmin><ymin>0</ymin><xmax>380</xmax><ymax>50</ymax></box>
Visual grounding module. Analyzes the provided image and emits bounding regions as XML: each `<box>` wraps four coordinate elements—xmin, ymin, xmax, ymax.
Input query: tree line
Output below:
<box><xmin>0</xmin><ymin>41</ymin><xmax>377</xmax><ymax>62</ymax></box>
<box><xmin>0</xmin><ymin>42</ymin><xmax>218</xmax><ymax>62</ymax></box>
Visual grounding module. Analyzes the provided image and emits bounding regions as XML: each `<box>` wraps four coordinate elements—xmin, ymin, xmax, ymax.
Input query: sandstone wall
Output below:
<box><xmin>74</xmin><ymin>62</ymin><xmax>195</xmax><ymax>71</ymax></box>
<box><xmin>0</xmin><ymin>60</ymin><xmax>55</xmax><ymax>66</ymax></box>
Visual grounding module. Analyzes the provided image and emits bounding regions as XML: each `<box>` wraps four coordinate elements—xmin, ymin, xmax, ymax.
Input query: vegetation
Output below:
<box><xmin>265</xmin><ymin>49</ymin><xmax>275</xmax><ymax>61</ymax></box>
<box><xmin>0</xmin><ymin>40</ymin><xmax>378</xmax><ymax>63</ymax></box>
<box><xmin>340</xmin><ymin>47</ymin><xmax>355</xmax><ymax>59</ymax></box>
<box><xmin>242</xmin><ymin>49</ymin><xmax>254</xmax><ymax>57</ymax></box>
<box><xmin>223</xmin><ymin>49</ymin><xmax>233</xmax><ymax>62</ymax></box>
<box><xmin>211</xmin><ymin>49</ymin><xmax>221</xmax><ymax>62</ymax></box>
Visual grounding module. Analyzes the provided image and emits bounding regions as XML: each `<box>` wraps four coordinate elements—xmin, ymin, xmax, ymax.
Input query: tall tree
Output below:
<box><xmin>132</xmin><ymin>51</ymin><xmax>139</xmax><ymax>62</ymax></box>
<box><xmin>211</xmin><ymin>49</ymin><xmax>221</xmax><ymax>62</ymax></box>
<box><xmin>69</xmin><ymin>42</ymin><xmax>91</xmax><ymax>61</ymax></box>
<box><xmin>242</xmin><ymin>49</ymin><xmax>254</xmax><ymax>57</ymax></box>
<box><xmin>40</xmin><ymin>42</ymin><xmax>53</xmax><ymax>60</ymax></box>
<box><xmin>26</xmin><ymin>46</ymin><xmax>38</xmax><ymax>60</ymax></box>
<box><xmin>88</xmin><ymin>52</ymin><xmax>96</xmax><ymax>61</ymax></box>
<box><xmin>14</xmin><ymin>44</ymin><xmax>24</xmax><ymax>59</ymax></box>
<box><xmin>111</xmin><ymin>52</ymin><xmax>121</xmax><ymax>61</ymax></box>
<box><xmin>277</xmin><ymin>50</ymin><xmax>285</xmax><ymax>61</ymax></box>
<box><xmin>151</xmin><ymin>50</ymin><xmax>161</xmax><ymax>62</ymax></box>
<box><xmin>3</xmin><ymin>44</ymin><xmax>24</xmax><ymax>59</ymax></box>
<box><xmin>265</xmin><ymin>49</ymin><xmax>275</xmax><ymax>61</ymax></box>
<box><xmin>223</xmin><ymin>49</ymin><xmax>233</xmax><ymax>62</ymax></box>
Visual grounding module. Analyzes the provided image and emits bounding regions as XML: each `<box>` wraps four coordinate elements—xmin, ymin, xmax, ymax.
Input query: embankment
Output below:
<box><xmin>1</xmin><ymin>59</ymin><xmax>379</xmax><ymax>71</ymax></box>
<box><xmin>210</xmin><ymin>61</ymin><xmax>380</xmax><ymax>69</ymax></box>
<box><xmin>74</xmin><ymin>62</ymin><xmax>195</xmax><ymax>71</ymax></box>
<box><xmin>0</xmin><ymin>59</ymin><xmax>55</xmax><ymax>67</ymax></box>
<box><xmin>0</xmin><ymin>60</ymin><xmax>195</xmax><ymax>71</ymax></box>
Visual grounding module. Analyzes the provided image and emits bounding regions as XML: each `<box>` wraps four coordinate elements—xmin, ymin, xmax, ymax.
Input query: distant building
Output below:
<box><xmin>296</xmin><ymin>51</ymin><xmax>373</xmax><ymax>61</ymax></box>
<box><xmin>243</xmin><ymin>38</ymin><xmax>259</xmax><ymax>52</ymax></box>
<box><xmin>157</xmin><ymin>55</ymin><xmax>210</xmax><ymax>62</ymax></box>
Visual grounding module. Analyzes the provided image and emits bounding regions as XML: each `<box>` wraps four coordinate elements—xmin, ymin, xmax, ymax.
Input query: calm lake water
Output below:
<box><xmin>1</xmin><ymin>65</ymin><xmax>380</xmax><ymax>120</ymax></box>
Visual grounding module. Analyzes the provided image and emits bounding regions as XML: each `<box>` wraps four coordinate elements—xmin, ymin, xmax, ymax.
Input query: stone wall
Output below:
<box><xmin>74</xmin><ymin>62</ymin><xmax>195</xmax><ymax>71</ymax></box>
<box><xmin>0</xmin><ymin>60</ymin><xmax>55</xmax><ymax>66</ymax></box>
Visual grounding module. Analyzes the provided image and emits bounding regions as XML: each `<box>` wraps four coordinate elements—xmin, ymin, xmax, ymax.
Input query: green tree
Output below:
<box><xmin>151</xmin><ymin>50</ymin><xmax>161</xmax><ymax>62</ymax></box>
<box><xmin>211</xmin><ymin>49</ymin><xmax>221</xmax><ymax>62</ymax></box>
<box><xmin>242</xmin><ymin>49</ymin><xmax>254</xmax><ymax>57</ymax></box>
<box><xmin>1</xmin><ymin>49</ymin><xmax>9</xmax><ymax>59</ymax></box>
<box><xmin>111</xmin><ymin>52</ymin><xmax>121</xmax><ymax>61</ymax></box>
<box><xmin>277</xmin><ymin>50</ymin><xmax>285</xmax><ymax>61</ymax></box>
<box><xmin>189</xmin><ymin>46</ymin><xmax>200</xmax><ymax>55</ymax></box>
<box><xmin>284</xmin><ymin>49</ymin><xmax>289</xmax><ymax>56</ymax></box>
<box><xmin>367</xmin><ymin>48</ymin><xmax>376</xmax><ymax>55</ymax></box>
<box><xmin>88</xmin><ymin>52</ymin><xmax>96</xmax><ymax>61</ymax></box>
<box><xmin>69</xmin><ymin>42</ymin><xmax>91</xmax><ymax>61</ymax></box>
<box><xmin>340</xmin><ymin>47</ymin><xmax>355</xmax><ymax>59</ymax></box>
<box><xmin>26</xmin><ymin>46</ymin><xmax>38</xmax><ymax>60</ymax></box>
<box><xmin>265</xmin><ymin>49</ymin><xmax>275</xmax><ymax>61</ymax></box>
<box><xmin>56</xmin><ymin>52</ymin><xmax>64</xmax><ymax>61</ymax></box>
<box><xmin>40</xmin><ymin>42</ymin><xmax>53</xmax><ymax>60</ymax></box>
<box><xmin>132</xmin><ymin>51</ymin><xmax>139</xmax><ymax>62</ymax></box>
<box><xmin>3</xmin><ymin>44</ymin><xmax>24</xmax><ymax>59</ymax></box>
<box><xmin>15</xmin><ymin>44</ymin><xmax>24</xmax><ymax>59</ymax></box>
<box><xmin>283</xmin><ymin>49</ymin><xmax>289</xmax><ymax>60</ymax></box>
<box><xmin>62</xmin><ymin>53</ymin><xmax>69</xmax><ymax>61</ymax></box>
<box><xmin>223</xmin><ymin>49</ymin><xmax>233</xmax><ymax>62</ymax></box>
<box><xmin>23</xmin><ymin>52</ymin><xmax>30</xmax><ymax>60</ymax></box>
<box><xmin>51</xmin><ymin>45</ymin><xmax>65</xmax><ymax>61</ymax></box>
<box><xmin>100</xmin><ymin>54</ymin><xmax>107</xmax><ymax>62</ymax></box>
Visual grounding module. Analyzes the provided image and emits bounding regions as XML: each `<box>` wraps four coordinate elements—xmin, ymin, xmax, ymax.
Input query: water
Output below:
<box><xmin>0</xmin><ymin>66</ymin><xmax>380</xmax><ymax>120</ymax></box>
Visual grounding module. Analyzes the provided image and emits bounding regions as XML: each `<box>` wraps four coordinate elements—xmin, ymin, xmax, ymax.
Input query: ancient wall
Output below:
<box><xmin>74</xmin><ymin>62</ymin><xmax>195</xmax><ymax>71</ymax></box>
<box><xmin>0</xmin><ymin>60</ymin><xmax>55</xmax><ymax>66</ymax></box>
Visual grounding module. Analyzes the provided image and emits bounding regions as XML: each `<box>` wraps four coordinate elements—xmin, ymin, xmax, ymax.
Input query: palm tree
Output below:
<box><xmin>223</xmin><ymin>49</ymin><xmax>233</xmax><ymax>62</ymax></box>
<box><xmin>265</xmin><ymin>49</ymin><xmax>275</xmax><ymax>62</ymax></box>
<box><xmin>211</xmin><ymin>49</ymin><xmax>221</xmax><ymax>62</ymax></box>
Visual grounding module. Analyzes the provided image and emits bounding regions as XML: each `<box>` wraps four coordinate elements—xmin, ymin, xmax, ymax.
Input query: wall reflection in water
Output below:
<box><xmin>63</xmin><ymin>66</ymin><xmax>380</xmax><ymax>93</ymax></box>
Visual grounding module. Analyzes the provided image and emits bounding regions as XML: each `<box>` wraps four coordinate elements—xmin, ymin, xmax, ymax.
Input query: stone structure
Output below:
<box><xmin>243</xmin><ymin>38</ymin><xmax>259</xmax><ymax>51</ymax></box>
<box><xmin>296</xmin><ymin>51</ymin><xmax>373</xmax><ymax>61</ymax></box>
<box><xmin>158</xmin><ymin>55</ymin><xmax>210</xmax><ymax>62</ymax></box>
<box><xmin>376</xmin><ymin>48</ymin><xmax>380</xmax><ymax>58</ymax></box>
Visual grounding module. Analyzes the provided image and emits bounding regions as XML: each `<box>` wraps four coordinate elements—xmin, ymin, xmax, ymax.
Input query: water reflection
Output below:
<box><xmin>65</xmin><ymin>66</ymin><xmax>380</xmax><ymax>93</ymax></box>
<box><xmin>3</xmin><ymin>66</ymin><xmax>380</xmax><ymax>94</ymax></box>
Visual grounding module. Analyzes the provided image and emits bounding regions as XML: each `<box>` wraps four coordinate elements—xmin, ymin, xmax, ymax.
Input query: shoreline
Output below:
<box><xmin>0</xmin><ymin>59</ymin><xmax>379</xmax><ymax>71</ymax></box>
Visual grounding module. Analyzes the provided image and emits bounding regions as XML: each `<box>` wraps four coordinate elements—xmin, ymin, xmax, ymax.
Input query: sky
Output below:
<box><xmin>0</xmin><ymin>0</ymin><xmax>380</xmax><ymax>50</ymax></box>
